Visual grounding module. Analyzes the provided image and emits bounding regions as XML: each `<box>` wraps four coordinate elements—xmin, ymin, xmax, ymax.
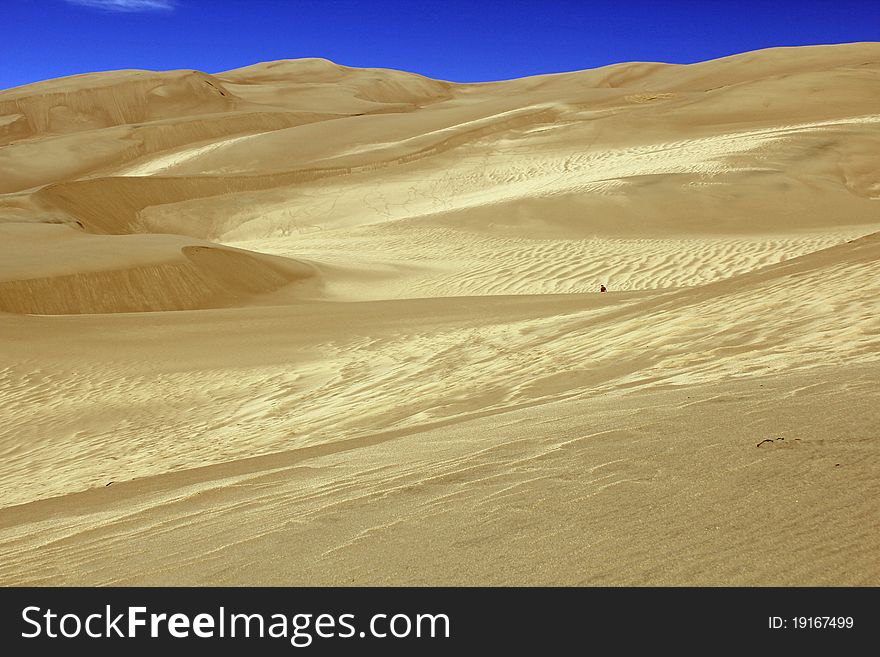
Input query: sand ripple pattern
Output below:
<box><xmin>241</xmin><ymin>225</ymin><xmax>871</xmax><ymax>298</ymax></box>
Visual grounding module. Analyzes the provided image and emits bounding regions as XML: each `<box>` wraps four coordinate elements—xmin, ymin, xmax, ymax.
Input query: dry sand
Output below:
<box><xmin>0</xmin><ymin>44</ymin><xmax>878</xmax><ymax>585</ymax></box>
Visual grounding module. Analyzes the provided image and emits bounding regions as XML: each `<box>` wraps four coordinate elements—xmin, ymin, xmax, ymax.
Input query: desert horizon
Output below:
<box><xmin>1</xmin><ymin>41</ymin><xmax>878</xmax><ymax>586</ymax></box>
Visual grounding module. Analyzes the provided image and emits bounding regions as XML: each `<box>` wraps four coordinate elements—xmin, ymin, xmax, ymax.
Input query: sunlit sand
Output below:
<box><xmin>1</xmin><ymin>44</ymin><xmax>878</xmax><ymax>585</ymax></box>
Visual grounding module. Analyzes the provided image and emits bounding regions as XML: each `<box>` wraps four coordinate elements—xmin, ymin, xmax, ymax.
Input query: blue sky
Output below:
<box><xmin>2</xmin><ymin>0</ymin><xmax>878</xmax><ymax>90</ymax></box>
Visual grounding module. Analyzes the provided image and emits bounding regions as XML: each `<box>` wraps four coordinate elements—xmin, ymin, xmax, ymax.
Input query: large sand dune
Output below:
<box><xmin>1</xmin><ymin>43</ymin><xmax>878</xmax><ymax>585</ymax></box>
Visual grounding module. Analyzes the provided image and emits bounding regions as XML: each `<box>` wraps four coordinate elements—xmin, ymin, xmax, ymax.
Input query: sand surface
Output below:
<box><xmin>1</xmin><ymin>44</ymin><xmax>878</xmax><ymax>585</ymax></box>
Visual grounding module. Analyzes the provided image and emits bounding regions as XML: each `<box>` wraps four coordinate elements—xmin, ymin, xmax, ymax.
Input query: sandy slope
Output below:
<box><xmin>0</xmin><ymin>44</ymin><xmax>878</xmax><ymax>585</ymax></box>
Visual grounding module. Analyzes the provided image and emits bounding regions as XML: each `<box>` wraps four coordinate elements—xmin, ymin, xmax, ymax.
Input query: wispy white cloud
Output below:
<box><xmin>65</xmin><ymin>0</ymin><xmax>176</xmax><ymax>12</ymax></box>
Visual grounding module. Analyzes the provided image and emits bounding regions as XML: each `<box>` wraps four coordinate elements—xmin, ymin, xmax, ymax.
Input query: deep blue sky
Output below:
<box><xmin>3</xmin><ymin>0</ymin><xmax>878</xmax><ymax>90</ymax></box>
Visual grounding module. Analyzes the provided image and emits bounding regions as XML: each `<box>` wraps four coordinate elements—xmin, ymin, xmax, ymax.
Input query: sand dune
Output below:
<box><xmin>0</xmin><ymin>43</ymin><xmax>878</xmax><ymax>585</ymax></box>
<box><xmin>0</xmin><ymin>223</ymin><xmax>319</xmax><ymax>314</ymax></box>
